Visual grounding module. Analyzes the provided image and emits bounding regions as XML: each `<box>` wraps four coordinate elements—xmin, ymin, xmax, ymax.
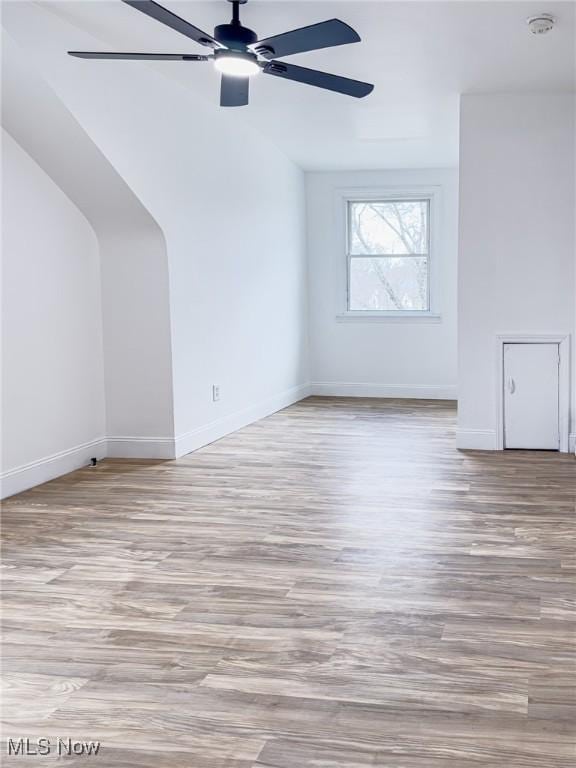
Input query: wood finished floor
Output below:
<box><xmin>1</xmin><ymin>397</ymin><xmax>575</xmax><ymax>767</ymax></box>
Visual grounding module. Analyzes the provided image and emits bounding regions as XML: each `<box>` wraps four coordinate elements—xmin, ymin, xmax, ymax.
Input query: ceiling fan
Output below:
<box><xmin>68</xmin><ymin>0</ymin><xmax>374</xmax><ymax>107</ymax></box>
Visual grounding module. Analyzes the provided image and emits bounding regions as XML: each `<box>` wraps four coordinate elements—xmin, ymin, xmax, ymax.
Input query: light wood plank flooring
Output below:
<box><xmin>2</xmin><ymin>397</ymin><xmax>575</xmax><ymax>767</ymax></box>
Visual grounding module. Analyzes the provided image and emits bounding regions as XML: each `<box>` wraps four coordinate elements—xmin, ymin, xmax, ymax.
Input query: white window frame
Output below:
<box><xmin>335</xmin><ymin>187</ymin><xmax>442</xmax><ymax>323</ymax></box>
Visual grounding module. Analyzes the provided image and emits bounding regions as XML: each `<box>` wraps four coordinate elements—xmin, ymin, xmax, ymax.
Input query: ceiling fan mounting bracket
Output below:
<box><xmin>253</xmin><ymin>44</ymin><xmax>274</xmax><ymax>57</ymax></box>
<box><xmin>268</xmin><ymin>62</ymin><xmax>288</xmax><ymax>74</ymax></box>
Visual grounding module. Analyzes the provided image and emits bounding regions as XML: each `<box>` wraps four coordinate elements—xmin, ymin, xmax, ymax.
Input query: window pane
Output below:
<box><xmin>349</xmin><ymin>200</ymin><xmax>428</xmax><ymax>255</ymax></box>
<box><xmin>349</xmin><ymin>257</ymin><xmax>429</xmax><ymax>311</ymax></box>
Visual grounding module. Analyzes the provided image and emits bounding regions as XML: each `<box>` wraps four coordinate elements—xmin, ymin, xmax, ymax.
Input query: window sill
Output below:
<box><xmin>336</xmin><ymin>313</ymin><xmax>442</xmax><ymax>324</ymax></box>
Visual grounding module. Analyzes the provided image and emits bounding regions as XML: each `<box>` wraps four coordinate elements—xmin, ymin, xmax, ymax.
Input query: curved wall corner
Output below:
<box><xmin>2</xmin><ymin>31</ymin><xmax>176</xmax><ymax>455</ymax></box>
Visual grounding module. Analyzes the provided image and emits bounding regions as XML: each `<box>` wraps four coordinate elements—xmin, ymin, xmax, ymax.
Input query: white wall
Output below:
<box><xmin>169</xmin><ymin>150</ymin><xmax>308</xmax><ymax>455</ymax></box>
<box><xmin>4</xmin><ymin>3</ymin><xmax>309</xmax><ymax>462</ymax></box>
<box><xmin>457</xmin><ymin>92</ymin><xmax>575</xmax><ymax>449</ymax></box>
<box><xmin>2</xmin><ymin>31</ymin><xmax>176</xmax><ymax>455</ymax></box>
<box><xmin>306</xmin><ymin>169</ymin><xmax>458</xmax><ymax>398</ymax></box>
<box><xmin>1</xmin><ymin>130</ymin><xmax>106</xmax><ymax>495</ymax></box>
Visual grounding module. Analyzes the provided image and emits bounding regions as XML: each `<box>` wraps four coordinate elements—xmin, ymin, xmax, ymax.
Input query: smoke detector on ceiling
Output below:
<box><xmin>527</xmin><ymin>13</ymin><xmax>556</xmax><ymax>35</ymax></box>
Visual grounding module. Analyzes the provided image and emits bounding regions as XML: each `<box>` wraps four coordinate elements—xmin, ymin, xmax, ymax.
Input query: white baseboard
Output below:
<box><xmin>458</xmin><ymin>431</ymin><xmax>576</xmax><ymax>453</ymax></box>
<box><xmin>1</xmin><ymin>438</ymin><xmax>107</xmax><ymax>500</ymax></box>
<box><xmin>456</xmin><ymin>429</ymin><xmax>498</xmax><ymax>451</ymax></box>
<box><xmin>3</xmin><ymin>394</ymin><xmax>569</xmax><ymax>500</ymax></box>
<box><xmin>1</xmin><ymin>384</ymin><xmax>312</xmax><ymax>499</ymax></box>
<box><xmin>174</xmin><ymin>383</ymin><xmax>312</xmax><ymax>458</ymax></box>
<box><xmin>108</xmin><ymin>382</ymin><xmax>312</xmax><ymax>460</ymax></box>
<box><xmin>106</xmin><ymin>436</ymin><xmax>176</xmax><ymax>460</ymax></box>
<box><xmin>310</xmin><ymin>382</ymin><xmax>457</xmax><ymax>400</ymax></box>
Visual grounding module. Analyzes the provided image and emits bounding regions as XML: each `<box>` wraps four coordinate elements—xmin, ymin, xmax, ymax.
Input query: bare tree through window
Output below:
<box><xmin>348</xmin><ymin>199</ymin><xmax>430</xmax><ymax>311</ymax></box>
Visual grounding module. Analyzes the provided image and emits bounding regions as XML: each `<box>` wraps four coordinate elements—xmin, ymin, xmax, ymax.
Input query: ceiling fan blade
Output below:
<box><xmin>122</xmin><ymin>0</ymin><xmax>222</xmax><ymax>49</ymax></box>
<box><xmin>220</xmin><ymin>75</ymin><xmax>249</xmax><ymax>107</ymax></box>
<box><xmin>252</xmin><ymin>19</ymin><xmax>360</xmax><ymax>60</ymax></box>
<box><xmin>262</xmin><ymin>61</ymin><xmax>373</xmax><ymax>98</ymax></box>
<box><xmin>68</xmin><ymin>51</ymin><xmax>209</xmax><ymax>61</ymax></box>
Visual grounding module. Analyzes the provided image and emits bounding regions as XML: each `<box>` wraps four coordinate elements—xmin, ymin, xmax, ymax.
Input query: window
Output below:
<box><xmin>346</xmin><ymin>198</ymin><xmax>431</xmax><ymax>313</ymax></box>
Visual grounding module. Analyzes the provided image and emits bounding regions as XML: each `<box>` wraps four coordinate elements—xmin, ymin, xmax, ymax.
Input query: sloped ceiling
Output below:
<box><xmin>42</xmin><ymin>0</ymin><xmax>576</xmax><ymax>169</ymax></box>
<box><xmin>2</xmin><ymin>29</ymin><xmax>162</xmax><ymax>238</ymax></box>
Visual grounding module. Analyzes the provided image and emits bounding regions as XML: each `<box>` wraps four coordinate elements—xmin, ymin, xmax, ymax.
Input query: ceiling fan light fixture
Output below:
<box><xmin>214</xmin><ymin>51</ymin><xmax>259</xmax><ymax>77</ymax></box>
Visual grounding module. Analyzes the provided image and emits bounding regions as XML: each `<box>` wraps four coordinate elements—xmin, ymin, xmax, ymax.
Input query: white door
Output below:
<box><xmin>503</xmin><ymin>343</ymin><xmax>560</xmax><ymax>450</ymax></box>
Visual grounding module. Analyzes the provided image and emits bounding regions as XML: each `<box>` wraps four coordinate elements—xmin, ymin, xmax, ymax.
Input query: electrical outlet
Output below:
<box><xmin>212</xmin><ymin>384</ymin><xmax>220</xmax><ymax>402</ymax></box>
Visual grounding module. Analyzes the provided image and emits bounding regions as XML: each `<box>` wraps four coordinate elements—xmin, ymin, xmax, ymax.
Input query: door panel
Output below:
<box><xmin>503</xmin><ymin>343</ymin><xmax>559</xmax><ymax>450</ymax></box>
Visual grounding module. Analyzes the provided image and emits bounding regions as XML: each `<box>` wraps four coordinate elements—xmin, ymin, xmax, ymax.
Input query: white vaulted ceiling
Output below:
<box><xmin>7</xmin><ymin>1</ymin><xmax>576</xmax><ymax>168</ymax></box>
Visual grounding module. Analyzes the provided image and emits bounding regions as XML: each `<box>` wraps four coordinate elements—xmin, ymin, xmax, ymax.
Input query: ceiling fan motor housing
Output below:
<box><xmin>214</xmin><ymin>22</ymin><xmax>257</xmax><ymax>50</ymax></box>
